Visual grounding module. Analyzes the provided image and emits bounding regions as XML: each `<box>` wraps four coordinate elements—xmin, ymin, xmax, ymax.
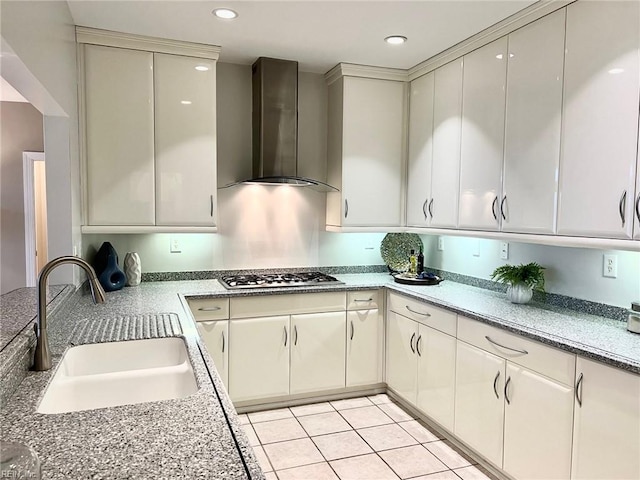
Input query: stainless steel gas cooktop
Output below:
<box><xmin>219</xmin><ymin>272</ymin><xmax>344</xmax><ymax>289</ymax></box>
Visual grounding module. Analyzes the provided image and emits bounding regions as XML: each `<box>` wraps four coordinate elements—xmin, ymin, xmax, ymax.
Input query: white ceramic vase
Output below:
<box><xmin>506</xmin><ymin>283</ymin><xmax>533</xmax><ymax>304</ymax></box>
<box><xmin>124</xmin><ymin>252</ymin><xmax>141</xmax><ymax>287</ymax></box>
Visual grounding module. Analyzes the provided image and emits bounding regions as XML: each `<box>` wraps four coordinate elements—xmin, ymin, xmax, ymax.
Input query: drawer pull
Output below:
<box><xmin>354</xmin><ymin>298</ymin><xmax>373</xmax><ymax>303</ymax></box>
<box><xmin>493</xmin><ymin>371</ymin><xmax>501</xmax><ymax>399</ymax></box>
<box><xmin>576</xmin><ymin>372</ymin><xmax>584</xmax><ymax>407</ymax></box>
<box><xmin>350</xmin><ymin>320</ymin><xmax>354</xmax><ymax>341</ymax></box>
<box><xmin>416</xmin><ymin>335</ymin><xmax>422</xmax><ymax>357</ymax></box>
<box><xmin>198</xmin><ymin>306</ymin><xmax>221</xmax><ymax>312</ymax></box>
<box><xmin>284</xmin><ymin>326</ymin><xmax>288</xmax><ymax>347</ymax></box>
<box><xmin>405</xmin><ymin>305</ymin><xmax>431</xmax><ymax>317</ymax></box>
<box><xmin>410</xmin><ymin>332</ymin><xmax>416</xmax><ymax>354</ymax></box>
<box><xmin>504</xmin><ymin>376</ymin><xmax>512</xmax><ymax>405</ymax></box>
<box><xmin>221</xmin><ymin>331</ymin><xmax>225</xmax><ymax>353</ymax></box>
<box><xmin>485</xmin><ymin>336</ymin><xmax>528</xmax><ymax>355</ymax></box>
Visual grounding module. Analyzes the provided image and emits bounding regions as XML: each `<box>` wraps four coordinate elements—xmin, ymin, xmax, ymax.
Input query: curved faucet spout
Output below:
<box><xmin>34</xmin><ymin>256</ymin><xmax>106</xmax><ymax>371</ymax></box>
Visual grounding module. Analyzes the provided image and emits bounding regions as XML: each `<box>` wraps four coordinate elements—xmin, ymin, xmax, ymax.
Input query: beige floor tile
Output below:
<box><xmin>312</xmin><ymin>431</ymin><xmax>373</xmax><ymax>461</ymax></box>
<box><xmin>424</xmin><ymin>440</ymin><xmax>474</xmax><ymax>469</ymax></box>
<box><xmin>253</xmin><ymin>418</ymin><xmax>307</xmax><ymax>444</ymax></box>
<box><xmin>330</xmin><ymin>453</ymin><xmax>399</xmax><ymax>480</ymax></box>
<box><xmin>398</xmin><ymin>420</ymin><xmax>441</xmax><ymax>443</ymax></box>
<box><xmin>298</xmin><ymin>411</ymin><xmax>353</xmax><ymax>436</ymax></box>
<box><xmin>237</xmin><ymin>414</ymin><xmax>250</xmax><ymax>425</ymax></box>
<box><xmin>454</xmin><ymin>465</ymin><xmax>497</xmax><ymax>480</ymax></box>
<box><xmin>252</xmin><ymin>445</ymin><xmax>273</xmax><ymax>473</ymax></box>
<box><xmin>242</xmin><ymin>423</ymin><xmax>260</xmax><ymax>447</ymax></box>
<box><xmin>339</xmin><ymin>405</ymin><xmax>394</xmax><ymax>429</ymax></box>
<box><xmin>377</xmin><ymin>402</ymin><xmax>415</xmax><ymax>422</ymax></box>
<box><xmin>264</xmin><ymin>472</ymin><xmax>278</xmax><ymax>480</ymax></box>
<box><xmin>357</xmin><ymin>424</ymin><xmax>418</xmax><ymax>452</ymax></box>
<box><xmin>379</xmin><ymin>445</ymin><xmax>448</xmax><ymax>479</ymax></box>
<box><xmin>290</xmin><ymin>402</ymin><xmax>335</xmax><ymax>417</ymax></box>
<box><xmin>409</xmin><ymin>471</ymin><xmax>461</xmax><ymax>480</ymax></box>
<box><xmin>249</xmin><ymin>408</ymin><xmax>294</xmax><ymax>423</ymax></box>
<box><xmin>367</xmin><ymin>394</ymin><xmax>394</xmax><ymax>405</ymax></box>
<box><xmin>330</xmin><ymin>397</ymin><xmax>374</xmax><ymax>410</ymax></box>
<box><xmin>263</xmin><ymin>438</ymin><xmax>325</xmax><ymax>471</ymax></box>
<box><xmin>277</xmin><ymin>461</ymin><xmax>339</xmax><ymax>480</ymax></box>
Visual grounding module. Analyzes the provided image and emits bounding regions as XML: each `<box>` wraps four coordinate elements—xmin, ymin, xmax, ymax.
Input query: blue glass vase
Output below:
<box><xmin>93</xmin><ymin>242</ymin><xmax>126</xmax><ymax>292</ymax></box>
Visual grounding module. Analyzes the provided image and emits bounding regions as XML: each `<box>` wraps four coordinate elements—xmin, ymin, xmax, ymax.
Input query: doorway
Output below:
<box><xmin>23</xmin><ymin>151</ymin><xmax>47</xmax><ymax>286</ymax></box>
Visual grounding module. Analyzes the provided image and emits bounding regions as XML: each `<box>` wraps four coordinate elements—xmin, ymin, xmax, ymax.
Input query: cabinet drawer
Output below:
<box><xmin>230</xmin><ymin>292</ymin><xmax>346</xmax><ymax>319</ymax></box>
<box><xmin>457</xmin><ymin>316</ymin><xmax>575</xmax><ymax>385</ymax></box>
<box><xmin>347</xmin><ymin>290</ymin><xmax>380</xmax><ymax>310</ymax></box>
<box><xmin>187</xmin><ymin>297</ymin><xmax>230</xmax><ymax>321</ymax></box>
<box><xmin>388</xmin><ymin>292</ymin><xmax>456</xmax><ymax>336</ymax></box>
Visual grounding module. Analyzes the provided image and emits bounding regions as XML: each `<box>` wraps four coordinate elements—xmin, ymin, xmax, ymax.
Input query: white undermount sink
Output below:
<box><xmin>37</xmin><ymin>337</ymin><xmax>198</xmax><ymax>414</ymax></box>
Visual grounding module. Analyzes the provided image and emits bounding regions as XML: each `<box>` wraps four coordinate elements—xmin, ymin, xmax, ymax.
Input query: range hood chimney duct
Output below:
<box><xmin>224</xmin><ymin>57</ymin><xmax>337</xmax><ymax>191</ymax></box>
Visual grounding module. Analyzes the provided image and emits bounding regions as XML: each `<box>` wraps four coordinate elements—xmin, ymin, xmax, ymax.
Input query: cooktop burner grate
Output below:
<box><xmin>219</xmin><ymin>272</ymin><xmax>343</xmax><ymax>289</ymax></box>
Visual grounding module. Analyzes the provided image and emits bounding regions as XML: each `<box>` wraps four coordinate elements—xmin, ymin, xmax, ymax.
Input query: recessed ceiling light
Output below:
<box><xmin>195</xmin><ymin>65</ymin><xmax>210</xmax><ymax>72</ymax></box>
<box><xmin>608</xmin><ymin>68</ymin><xmax>625</xmax><ymax>74</ymax></box>
<box><xmin>213</xmin><ymin>8</ymin><xmax>238</xmax><ymax>19</ymax></box>
<box><xmin>385</xmin><ymin>35</ymin><xmax>407</xmax><ymax>45</ymax></box>
<box><xmin>181</xmin><ymin>100</ymin><xmax>192</xmax><ymax>105</ymax></box>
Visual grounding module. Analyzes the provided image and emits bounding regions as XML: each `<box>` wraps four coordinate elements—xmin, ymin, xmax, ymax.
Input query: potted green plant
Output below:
<box><xmin>491</xmin><ymin>262</ymin><xmax>545</xmax><ymax>304</ymax></box>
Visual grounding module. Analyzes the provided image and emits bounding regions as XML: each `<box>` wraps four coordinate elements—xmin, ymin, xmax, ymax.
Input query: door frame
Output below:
<box><xmin>22</xmin><ymin>151</ymin><xmax>45</xmax><ymax>286</ymax></box>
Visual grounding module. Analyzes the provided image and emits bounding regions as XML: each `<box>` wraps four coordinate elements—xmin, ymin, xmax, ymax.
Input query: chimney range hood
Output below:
<box><xmin>223</xmin><ymin>57</ymin><xmax>338</xmax><ymax>192</ymax></box>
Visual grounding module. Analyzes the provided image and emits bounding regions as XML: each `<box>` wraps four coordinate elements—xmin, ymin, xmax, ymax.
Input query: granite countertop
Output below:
<box><xmin>2</xmin><ymin>273</ymin><xmax>638</xmax><ymax>479</ymax></box>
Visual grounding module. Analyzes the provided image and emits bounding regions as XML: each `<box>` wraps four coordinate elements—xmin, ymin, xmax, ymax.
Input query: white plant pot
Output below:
<box><xmin>506</xmin><ymin>283</ymin><xmax>533</xmax><ymax>304</ymax></box>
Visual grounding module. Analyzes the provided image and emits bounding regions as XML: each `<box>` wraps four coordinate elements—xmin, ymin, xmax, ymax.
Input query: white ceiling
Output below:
<box><xmin>67</xmin><ymin>1</ymin><xmax>537</xmax><ymax>73</ymax></box>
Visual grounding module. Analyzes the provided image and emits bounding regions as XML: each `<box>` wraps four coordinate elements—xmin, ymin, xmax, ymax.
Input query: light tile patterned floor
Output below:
<box><xmin>239</xmin><ymin>395</ymin><xmax>498</xmax><ymax>480</ymax></box>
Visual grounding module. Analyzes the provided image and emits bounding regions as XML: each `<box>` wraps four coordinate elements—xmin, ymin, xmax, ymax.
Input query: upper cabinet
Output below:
<box><xmin>79</xmin><ymin>29</ymin><xmax>220</xmax><ymax>233</ymax></box>
<box><xmin>326</xmin><ymin>69</ymin><xmax>406</xmax><ymax>229</ymax></box>
<box><xmin>502</xmin><ymin>9</ymin><xmax>566</xmax><ymax>235</ymax></box>
<box><xmin>458</xmin><ymin>38</ymin><xmax>508</xmax><ymax>231</ymax></box>
<box><xmin>558</xmin><ymin>1</ymin><xmax>640</xmax><ymax>239</ymax></box>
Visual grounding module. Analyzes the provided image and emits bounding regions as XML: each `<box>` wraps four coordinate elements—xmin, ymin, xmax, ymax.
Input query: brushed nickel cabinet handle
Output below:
<box><xmin>406</xmin><ymin>305</ymin><xmax>431</xmax><ymax>317</ymax></box>
<box><xmin>492</xmin><ymin>196</ymin><xmax>498</xmax><ymax>221</ymax></box>
<box><xmin>345</xmin><ymin>199</ymin><xmax>349</xmax><ymax>219</ymax></box>
<box><xmin>423</xmin><ymin>199</ymin><xmax>428</xmax><ymax>220</ymax></box>
<box><xmin>493</xmin><ymin>371</ymin><xmax>501</xmax><ymax>399</ymax></box>
<box><xmin>410</xmin><ymin>332</ymin><xmax>416</xmax><ymax>354</ymax></box>
<box><xmin>350</xmin><ymin>320</ymin><xmax>354</xmax><ymax>341</ymax></box>
<box><xmin>284</xmin><ymin>326</ymin><xmax>288</xmax><ymax>347</ymax></box>
<box><xmin>294</xmin><ymin>325</ymin><xmax>298</xmax><ymax>346</ymax></box>
<box><xmin>619</xmin><ymin>190</ymin><xmax>627</xmax><ymax>226</ymax></box>
<box><xmin>416</xmin><ymin>335</ymin><xmax>422</xmax><ymax>357</ymax></box>
<box><xmin>504</xmin><ymin>376</ymin><xmax>512</xmax><ymax>405</ymax></box>
<box><xmin>500</xmin><ymin>195</ymin><xmax>507</xmax><ymax>221</ymax></box>
<box><xmin>635</xmin><ymin>193</ymin><xmax>640</xmax><ymax>223</ymax></box>
<box><xmin>428</xmin><ymin>198</ymin><xmax>434</xmax><ymax>218</ymax></box>
<box><xmin>221</xmin><ymin>330</ymin><xmax>225</xmax><ymax>353</ymax></box>
<box><xmin>210</xmin><ymin>194</ymin><xmax>214</xmax><ymax>218</ymax></box>
<box><xmin>353</xmin><ymin>298</ymin><xmax>373</xmax><ymax>303</ymax></box>
<box><xmin>485</xmin><ymin>335</ymin><xmax>528</xmax><ymax>355</ymax></box>
<box><xmin>198</xmin><ymin>306</ymin><xmax>221</xmax><ymax>312</ymax></box>
<box><xmin>576</xmin><ymin>372</ymin><xmax>584</xmax><ymax>407</ymax></box>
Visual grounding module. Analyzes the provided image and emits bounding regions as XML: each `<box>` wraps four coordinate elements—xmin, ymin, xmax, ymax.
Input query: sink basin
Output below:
<box><xmin>37</xmin><ymin>337</ymin><xmax>198</xmax><ymax>414</ymax></box>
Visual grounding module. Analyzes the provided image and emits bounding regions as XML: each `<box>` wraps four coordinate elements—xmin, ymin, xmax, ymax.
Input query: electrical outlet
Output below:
<box><xmin>500</xmin><ymin>242</ymin><xmax>509</xmax><ymax>260</ymax></box>
<box><xmin>437</xmin><ymin>237</ymin><xmax>445</xmax><ymax>251</ymax></box>
<box><xmin>603</xmin><ymin>254</ymin><xmax>617</xmax><ymax>278</ymax></box>
<box><xmin>170</xmin><ymin>237</ymin><xmax>182</xmax><ymax>253</ymax></box>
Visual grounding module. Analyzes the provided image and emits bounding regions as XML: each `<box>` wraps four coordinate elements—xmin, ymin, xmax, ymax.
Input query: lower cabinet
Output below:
<box><xmin>571</xmin><ymin>357</ymin><xmax>640</xmax><ymax>480</ymax></box>
<box><xmin>346</xmin><ymin>308</ymin><xmax>383</xmax><ymax>387</ymax></box>
<box><xmin>196</xmin><ymin>320</ymin><xmax>229</xmax><ymax>388</ymax></box>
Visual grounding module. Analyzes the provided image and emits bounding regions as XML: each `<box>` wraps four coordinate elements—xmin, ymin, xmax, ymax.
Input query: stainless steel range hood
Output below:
<box><xmin>223</xmin><ymin>57</ymin><xmax>338</xmax><ymax>192</ymax></box>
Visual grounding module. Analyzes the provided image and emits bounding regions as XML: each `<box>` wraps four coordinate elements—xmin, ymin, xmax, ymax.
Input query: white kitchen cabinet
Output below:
<box><xmin>458</xmin><ymin>38</ymin><xmax>508</xmax><ymax>231</ymax></box>
<box><xmin>502</xmin><ymin>9</ymin><xmax>565</xmax><ymax>234</ymax></box>
<box><xmin>326</xmin><ymin>74</ymin><xmax>405</xmax><ymax>228</ymax></box>
<box><xmin>196</xmin><ymin>320</ymin><xmax>229</xmax><ymax>388</ymax></box>
<box><xmin>228</xmin><ymin>316</ymin><xmax>290</xmax><ymax>403</ymax></box>
<box><xmin>347</xmin><ymin>290</ymin><xmax>383</xmax><ymax>387</ymax></box>
<box><xmin>430</xmin><ymin>59</ymin><xmax>463</xmax><ymax>228</ymax></box>
<box><xmin>454</xmin><ymin>341</ymin><xmax>506</xmax><ymax>467</ymax></box>
<box><xmin>635</xmin><ymin>167</ymin><xmax>640</xmax><ymax>240</ymax></box>
<box><xmin>558</xmin><ymin>1</ymin><xmax>640</xmax><ymax>239</ymax></box>
<box><xmin>83</xmin><ymin>44</ymin><xmax>155</xmax><ymax>226</ymax></box>
<box><xmin>386</xmin><ymin>311</ymin><xmax>418</xmax><ymax>402</ymax></box>
<box><xmin>154</xmin><ymin>53</ymin><xmax>217</xmax><ymax>227</ymax></box>
<box><xmin>571</xmin><ymin>357</ymin><xmax>640</xmax><ymax>480</ymax></box>
<box><xmin>290</xmin><ymin>311</ymin><xmax>346</xmax><ymax>394</ymax></box>
<box><xmin>407</xmin><ymin>72</ymin><xmax>435</xmax><ymax>227</ymax></box>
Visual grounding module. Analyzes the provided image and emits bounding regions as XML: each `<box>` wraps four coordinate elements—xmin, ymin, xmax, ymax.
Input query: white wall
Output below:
<box><xmin>424</xmin><ymin>235</ymin><xmax>640</xmax><ymax>308</ymax></box>
<box><xmin>1</xmin><ymin>1</ymin><xmax>80</xmax><ymax>286</ymax></box>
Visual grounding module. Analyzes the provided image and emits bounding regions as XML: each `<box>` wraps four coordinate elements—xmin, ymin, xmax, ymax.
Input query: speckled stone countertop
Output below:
<box><xmin>2</xmin><ymin>273</ymin><xmax>638</xmax><ymax>479</ymax></box>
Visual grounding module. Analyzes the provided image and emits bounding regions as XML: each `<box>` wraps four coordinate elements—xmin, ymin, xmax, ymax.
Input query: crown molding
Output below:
<box><xmin>325</xmin><ymin>63</ymin><xmax>409</xmax><ymax>85</ymax></box>
<box><xmin>76</xmin><ymin>26</ymin><xmax>221</xmax><ymax>60</ymax></box>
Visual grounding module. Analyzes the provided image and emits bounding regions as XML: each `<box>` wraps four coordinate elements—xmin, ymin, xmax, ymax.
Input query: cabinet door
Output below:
<box><xmin>572</xmin><ymin>357</ymin><xmax>640</xmax><ymax>480</ymax></box>
<box><xmin>458</xmin><ymin>38</ymin><xmax>507</xmax><ymax>231</ymax></box>
<box><xmin>454</xmin><ymin>341</ymin><xmax>505</xmax><ymax>468</ymax></box>
<box><xmin>431</xmin><ymin>59</ymin><xmax>463</xmax><ymax>228</ymax></box>
<box><xmin>290</xmin><ymin>312</ymin><xmax>346</xmax><ymax>395</ymax></box>
<box><xmin>415</xmin><ymin>325</ymin><xmax>456</xmax><ymax>432</ymax></box>
<box><xmin>558</xmin><ymin>1</ymin><xmax>640</xmax><ymax>238</ymax></box>
<box><xmin>502</xmin><ymin>10</ymin><xmax>565</xmax><ymax>234</ymax></box>
<box><xmin>228</xmin><ymin>316</ymin><xmax>289</xmax><ymax>402</ymax></box>
<box><xmin>154</xmin><ymin>54</ymin><xmax>217</xmax><ymax>226</ymax></box>
<box><xmin>84</xmin><ymin>45</ymin><xmax>155</xmax><ymax>226</ymax></box>
<box><xmin>635</xmin><ymin>120</ymin><xmax>640</xmax><ymax>240</ymax></box>
<box><xmin>407</xmin><ymin>72</ymin><xmax>435</xmax><ymax>227</ymax></box>
<box><xmin>347</xmin><ymin>309</ymin><xmax>383</xmax><ymax>387</ymax></box>
<box><xmin>503</xmin><ymin>363</ymin><xmax>573</xmax><ymax>480</ymax></box>
<box><xmin>386</xmin><ymin>311</ymin><xmax>418</xmax><ymax>404</ymax></box>
<box><xmin>341</xmin><ymin>77</ymin><xmax>405</xmax><ymax>226</ymax></box>
<box><xmin>196</xmin><ymin>320</ymin><xmax>228</xmax><ymax>388</ymax></box>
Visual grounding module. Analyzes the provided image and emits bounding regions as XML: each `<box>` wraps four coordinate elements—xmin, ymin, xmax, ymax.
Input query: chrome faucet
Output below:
<box><xmin>33</xmin><ymin>256</ymin><xmax>106</xmax><ymax>371</ymax></box>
